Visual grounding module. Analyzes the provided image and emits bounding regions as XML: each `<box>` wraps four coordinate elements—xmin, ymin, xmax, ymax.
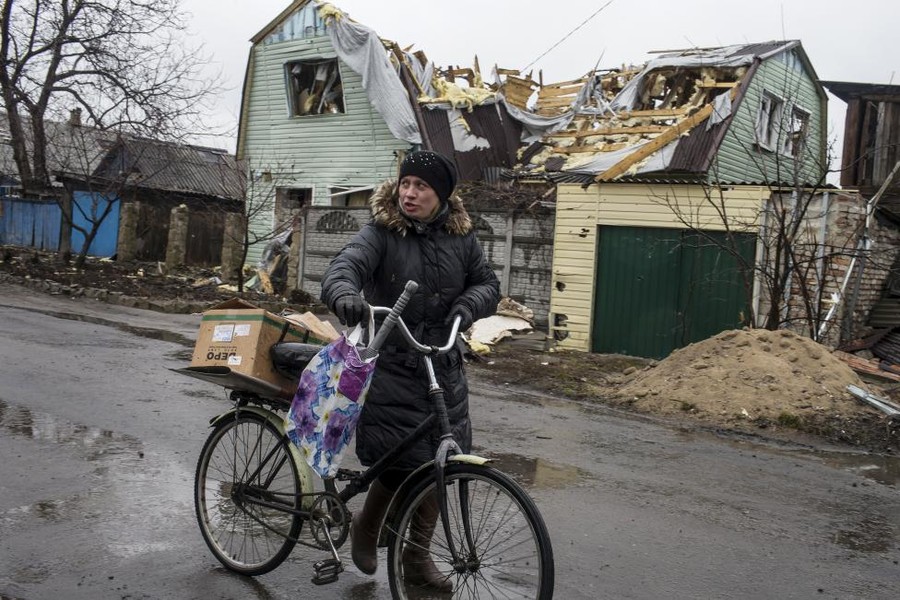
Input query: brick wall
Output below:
<box><xmin>776</xmin><ymin>192</ymin><xmax>900</xmax><ymax>347</ymax></box>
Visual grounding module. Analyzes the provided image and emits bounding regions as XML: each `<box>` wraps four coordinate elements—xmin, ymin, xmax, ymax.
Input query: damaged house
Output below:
<box><xmin>237</xmin><ymin>0</ymin><xmax>565</xmax><ymax>319</ymax></box>
<box><xmin>508</xmin><ymin>41</ymin><xmax>850</xmax><ymax>357</ymax></box>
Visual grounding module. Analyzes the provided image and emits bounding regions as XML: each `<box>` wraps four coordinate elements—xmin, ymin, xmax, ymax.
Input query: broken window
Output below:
<box><xmin>755</xmin><ymin>92</ymin><xmax>783</xmax><ymax>151</ymax></box>
<box><xmin>782</xmin><ymin>106</ymin><xmax>810</xmax><ymax>157</ymax></box>
<box><xmin>286</xmin><ymin>59</ymin><xmax>345</xmax><ymax>116</ymax></box>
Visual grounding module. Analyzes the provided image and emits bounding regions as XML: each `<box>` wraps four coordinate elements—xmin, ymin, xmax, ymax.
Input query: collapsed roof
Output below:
<box><xmin>510</xmin><ymin>41</ymin><xmax>810</xmax><ymax>183</ymax></box>
<box><xmin>252</xmin><ymin>4</ymin><xmax>816</xmax><ymax>186</ymax></box>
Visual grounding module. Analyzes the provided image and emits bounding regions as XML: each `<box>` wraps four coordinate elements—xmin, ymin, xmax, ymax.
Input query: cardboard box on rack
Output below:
<box><xmin>190</xmin><ymin>298</ymin><xmax>326</xmax><ymax>388</ymax></box>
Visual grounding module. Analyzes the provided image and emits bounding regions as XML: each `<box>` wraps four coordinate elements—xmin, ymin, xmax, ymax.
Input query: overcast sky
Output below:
<box><xmin>182</xmin><ymin>0</ymin><xmax>900</xmax><ymax>163</ymax></box>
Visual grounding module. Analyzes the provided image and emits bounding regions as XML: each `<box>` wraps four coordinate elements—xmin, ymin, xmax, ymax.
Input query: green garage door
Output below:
<box><xmin>592</xmin><ymin>226</ymin><xmax>755</xmax><ymax>358</ymax></box>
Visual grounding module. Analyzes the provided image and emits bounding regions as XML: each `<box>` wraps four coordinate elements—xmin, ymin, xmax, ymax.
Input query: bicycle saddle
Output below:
<box><xmin>270</xmin><ymin>342</ymin><xmax>321</xmax><ymax>380</ymax></box>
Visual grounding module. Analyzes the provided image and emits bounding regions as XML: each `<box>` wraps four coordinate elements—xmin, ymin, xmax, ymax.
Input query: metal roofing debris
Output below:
<box><xmin>847</xmin><ymin>384</ymin><xmax>900</xmax><ymax>417</ymax></box>
<box><xmin>1</xmin><ymin>112</ymin><xmax>243</xmax><ymax>201</ymax></box>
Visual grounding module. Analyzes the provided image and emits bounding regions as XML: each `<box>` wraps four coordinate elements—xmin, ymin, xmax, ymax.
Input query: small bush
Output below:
<box><xmin>777</xmin><ymin>412</ymin><xmax>802</xmax><ymax>429</ymax></box>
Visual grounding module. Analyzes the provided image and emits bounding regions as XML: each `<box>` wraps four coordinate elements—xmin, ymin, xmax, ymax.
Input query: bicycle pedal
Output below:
<box><xmin>312</xmin><ymin>558</ymin><xmax>343</xmax><ymax>585</ymax></box>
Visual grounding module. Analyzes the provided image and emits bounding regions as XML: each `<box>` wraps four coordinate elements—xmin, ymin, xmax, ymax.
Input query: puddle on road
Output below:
<box><xmin>0</xmin><ymin>397</ymin><xmax>195</xmax><ymax>564</ymax></box>
<box><xmin>0</xmin><ymin>304</ymin><xmax>195</xmax><ymax>347</ymax></box>
<box><xmin>477</xmin><ymin>451</ymin><xmax>592</xmax><ymax>489</ymax></box>
<box><xmin>821</xmin><ymin>453</ymin><xmax>900</xmax><ymax>487</ymax></box>
<box><xmin>0</xmin><ymin>398</ymin><xmax>142</xmax><ymax>461</ymax></box>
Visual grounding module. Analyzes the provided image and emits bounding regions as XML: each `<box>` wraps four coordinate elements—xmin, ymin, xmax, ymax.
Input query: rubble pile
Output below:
<box><xmin>616</xmin><ymin>328</ymin><xmax>872</xmax><ymax>424</ymax></box>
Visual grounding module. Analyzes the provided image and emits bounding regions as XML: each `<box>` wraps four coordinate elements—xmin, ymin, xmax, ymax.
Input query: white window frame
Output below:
<box><xmin>755</xmin><ymin>91</ymin><xmax>784</xmax><ymax>152</ymax></box>
<box><xmin>781</xmin><ymin>105</ymin><xmax>810</xmax><ymax>158</ymax></box>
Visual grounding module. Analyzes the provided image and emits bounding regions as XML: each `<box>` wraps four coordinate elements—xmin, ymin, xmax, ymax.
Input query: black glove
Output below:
<box><xmin>334</xmin><ymin>294</ymin><xmax>369</xmax><ymax>327</ymax></box>
<box><xmin>445</xmin><ymin>305</ymin><xmax>474</xmax><ymax>332</ymax></box>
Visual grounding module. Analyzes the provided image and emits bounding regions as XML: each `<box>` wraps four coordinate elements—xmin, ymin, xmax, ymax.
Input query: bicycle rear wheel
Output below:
<box><xmin>194</xmin><ymin>411</ymin><xmax>303</xmax><ymax>575</ymax></box>
<box><xmin>387</xmin><ymin>463</ymin><xmax>554</xmax><ymax>599</ymax></box>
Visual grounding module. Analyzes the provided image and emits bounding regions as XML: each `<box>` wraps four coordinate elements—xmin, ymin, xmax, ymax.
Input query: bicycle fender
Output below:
<box><xmin>377</xmin><ymin>454</ymin><xmax>491</xmax><ymax>547</ymax></box>
<box><xmin>209</xmin><ymin>407</ymin><xmax>316</xmax><ymax>510</ymax></box>
<box><xmin>448</xmin><ymin>453</ymin><xmax>490</xmax><ymax>466</ymax></box>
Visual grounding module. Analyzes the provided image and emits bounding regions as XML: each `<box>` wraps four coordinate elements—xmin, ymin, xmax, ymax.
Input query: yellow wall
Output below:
<box><xmin>550</xmin><ymin>183</ymin><xmax>768</xmax><ymax>351</ymax></box>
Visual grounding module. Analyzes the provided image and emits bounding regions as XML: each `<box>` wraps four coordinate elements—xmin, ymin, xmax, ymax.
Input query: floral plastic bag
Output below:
<box><xmin>285</xmin><ymin>324</ymin><xmax>377</xmax><ymax>478</ymax></box>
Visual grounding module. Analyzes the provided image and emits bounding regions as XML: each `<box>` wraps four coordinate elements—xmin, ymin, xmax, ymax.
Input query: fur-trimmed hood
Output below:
<box><xmin>369</xmin><ymin>179</ymin><xmax>472</xmax><ymax>236</ymax></box>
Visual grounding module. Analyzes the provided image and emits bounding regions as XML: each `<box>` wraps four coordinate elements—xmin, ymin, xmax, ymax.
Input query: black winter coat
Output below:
<box><xmin>320</xmin><ymin>180</ymin><xmax>500</xmax><ymax>469</ymax></box>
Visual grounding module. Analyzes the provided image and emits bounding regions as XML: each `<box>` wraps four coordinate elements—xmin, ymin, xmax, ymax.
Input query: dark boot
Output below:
<box><xmin>351</xmin><ymin>480</ymin><xmax>393</xmax><ymax>575</ymax></box>
<box><xmin>402</xmin><ymin>493</ymin><xmax>453</xmax><ymax>592</ymax></box>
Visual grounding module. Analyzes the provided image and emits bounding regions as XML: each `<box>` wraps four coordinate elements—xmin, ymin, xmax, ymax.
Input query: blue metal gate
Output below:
<box><xmin>0</xmin><ymin>196</ymin><xmax>62</xmax><ymax>250</ymax></box>
<box><xmin>70</xmin><ymin>191</ymin><xmax>120</xmax><ymax>257</ymax></box>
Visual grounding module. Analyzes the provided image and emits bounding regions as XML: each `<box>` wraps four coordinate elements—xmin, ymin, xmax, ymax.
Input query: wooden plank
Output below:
<box><xmin>556</xmin><ymin>143</ymin><xmax>629</xmax><ymax>154</ymax></box>
<box><xmin>538</xmin><ymin>98</ymin><xmax>579</xmax><ymax>108</ymax></box>
<box><xmin>697</xmin><ymin>82</ymin><xmax>738</xmax><ymax>88</ymax></box>
<box><xmin>540</xmin><ymin>76</ymin><xmax>591</xmax><ymax>87</ymax></box>
<box><xmin>549</xmin><ymin>126</ymin><xmax>667</xmax><ymax>137</ymax></box>
<box><xmin>617</xmin><ymin>107</ymin><xmax>690</xmax><ymax>118</ymax></box>
<box><xmin>834</xmin><ymin>350</ymin><xmax>900</xmax><ymax>382</ymax></box>
<box><xmin>539</xmin><ymin>86</ymin><xmax>585</xmax><ymax>98</ymax></box>
<box><xmin>596</xmin><ymin>102</ymin><xmax>716</xmax><ymax>181</ymax></box>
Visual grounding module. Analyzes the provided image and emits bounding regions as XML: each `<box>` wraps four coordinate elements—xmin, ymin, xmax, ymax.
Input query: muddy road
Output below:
<box><xmin>0</xmin><ymin>285</ymin><xmax>898</xmax><ymax>599</ymax></box>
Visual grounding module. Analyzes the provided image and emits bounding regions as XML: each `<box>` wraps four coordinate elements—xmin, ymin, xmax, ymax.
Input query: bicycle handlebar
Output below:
<box><xmin>362</xmin><ymin>280</ymin><xmax>462</xmax><ymax>358</ymax></box>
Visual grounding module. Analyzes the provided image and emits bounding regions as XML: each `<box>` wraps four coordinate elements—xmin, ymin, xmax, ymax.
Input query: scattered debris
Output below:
<box><xmin>847</xmin><ymin>385</ymin><xmax>900</xmax><ymax>417</ymax></box>
<box><xmin>191</xmin><ymin>276</ymin><xmax>223</xmax><ymax>288</ymax></box>
<box><xmin>249</xmin><ymin>228</ymin><xmax>293</xmax><ymax>295</ymax></box>
<box><xmin>469</xmin><ymin>298</ymin><xmax>534</xmax><ymax>347</ymax></box>
<box><xmin>833</xmin><ymin>350</ymin><xmax>900</xmax><ymax>382</ymax></box>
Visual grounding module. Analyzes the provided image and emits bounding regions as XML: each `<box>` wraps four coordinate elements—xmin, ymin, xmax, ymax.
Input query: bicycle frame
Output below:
<box><xmin>196</xmin><ymin>282</ymin><xmax>496</xmax><ymax>583</ymax></box>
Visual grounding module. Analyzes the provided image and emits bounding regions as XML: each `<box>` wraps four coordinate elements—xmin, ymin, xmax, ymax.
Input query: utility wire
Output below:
<box><xmin>520</xmin><ymin>0</ymin><xmax>616</xmax><ymax>73</ymax></box>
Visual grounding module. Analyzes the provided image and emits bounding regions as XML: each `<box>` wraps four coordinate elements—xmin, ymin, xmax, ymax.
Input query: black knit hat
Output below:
<box><xmin>398</xmin><ymin>150</ymin><xmax>457</xmax><ymax>203</ymax></box>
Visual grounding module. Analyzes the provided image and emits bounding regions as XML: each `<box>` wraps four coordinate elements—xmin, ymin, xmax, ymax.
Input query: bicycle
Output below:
<box><xmin>182</xmin><ymin>281</ymin><xmax>555</xmax><ymax>599</ymax></box>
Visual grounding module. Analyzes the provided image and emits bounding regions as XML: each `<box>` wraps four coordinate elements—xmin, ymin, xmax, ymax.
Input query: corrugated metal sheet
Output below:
<box><xmin>869</xmin><ymin>298</ymin><xmax>900</xmax><ymax>329</ymax></box>
<box><xmin>872</xmin><ymin>328</ymin><xmax>900</xmax><ymax>364</ymax></box>
<box><xmin>94</xmin><ymin>139</ymin><xmax>245</xmax><ymax>201</ymax></box>
<box><xmin>724</xmin><ymin>41</ymin><xmax>793</xmax><ymax>58</ymax></box>
<box><xmin>420</xmin><ymin>102</ymin><xmax>523</xmax><ymax>181</ymax></box>
<box><xmin>460</xmin><ymin>103</ymin><xmax>522</xmax><ymax>166</ymax></box>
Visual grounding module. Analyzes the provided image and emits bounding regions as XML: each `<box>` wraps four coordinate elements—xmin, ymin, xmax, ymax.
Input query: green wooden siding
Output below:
<box><xmin>593</xmin><ymin>226</ymin><xmax>755</xmax><ymax>358</ymax></box>
<box><xmin>240</xmin><ymin>31</ymin><xmax>409</xmax><ymax>264</ymax></box>
<box><xmin>712</xmin><ymin>50</ymin><xmax>825</xmax><ymax>186</ymax></box>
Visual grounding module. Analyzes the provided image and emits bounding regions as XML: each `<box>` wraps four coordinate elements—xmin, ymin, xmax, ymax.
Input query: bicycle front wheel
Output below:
<box><xmin>194</xmin><ymin>411</ymin><xmax>303</xmax><ymax>575</ymax></box>
<box><xmin>387</xmin><ymin>463</ymin><xmax>554</xmax><ymax>599</ymax></box>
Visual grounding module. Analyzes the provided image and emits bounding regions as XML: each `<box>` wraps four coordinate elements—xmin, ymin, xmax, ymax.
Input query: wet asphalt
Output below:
<box><xmin>0</xmin><ymin>283</ymin><xmax>899</xmax><ymax>599</ymax></box>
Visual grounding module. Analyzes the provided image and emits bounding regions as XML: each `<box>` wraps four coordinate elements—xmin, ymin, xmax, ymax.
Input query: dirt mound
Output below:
<box><xmin>616</xmin><ymin>328</ymin><xmax>870</xmax><ymax>425</ymax></box>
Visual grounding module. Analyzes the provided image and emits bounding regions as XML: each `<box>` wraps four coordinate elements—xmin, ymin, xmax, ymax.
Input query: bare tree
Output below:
<box><xmin>0</xmin><ymin>0</ymin><xmax>218</xmax><ymax>195</ymax></box>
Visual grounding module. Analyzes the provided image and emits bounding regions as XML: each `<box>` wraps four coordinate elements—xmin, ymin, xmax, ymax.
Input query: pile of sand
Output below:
<box><xmin>616</xmin><ymin>328</ymin><xmax>872</xmax><ymax>424</ymax></box>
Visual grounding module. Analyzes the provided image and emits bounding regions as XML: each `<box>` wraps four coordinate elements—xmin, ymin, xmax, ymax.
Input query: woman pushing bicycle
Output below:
<box><xmin>320</xmin><ymin>149</ymin><xmax>500</xmax><ymax>591</ymax></box>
